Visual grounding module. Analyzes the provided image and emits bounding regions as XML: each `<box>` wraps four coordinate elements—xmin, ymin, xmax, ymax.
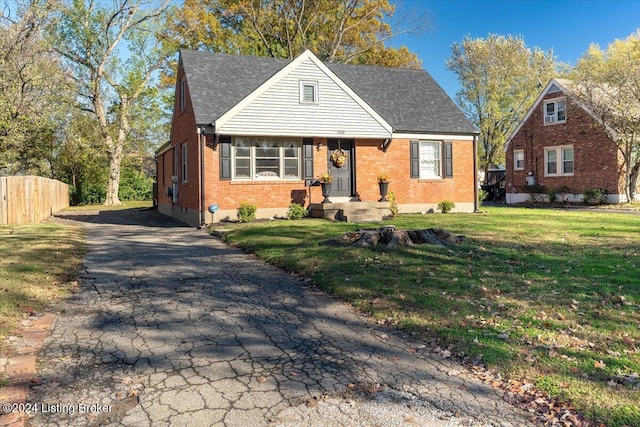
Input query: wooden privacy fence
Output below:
<box><xmin>0</xmin><ymin>176</ymin><xmax>69</xmax><ymax>225</ymax></box>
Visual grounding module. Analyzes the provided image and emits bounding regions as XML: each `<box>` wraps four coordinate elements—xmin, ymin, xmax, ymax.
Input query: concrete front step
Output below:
<box><xmin>309</xmin><ymin>201</ymin><xmax>391</xmax><ymax>222</ymax></box>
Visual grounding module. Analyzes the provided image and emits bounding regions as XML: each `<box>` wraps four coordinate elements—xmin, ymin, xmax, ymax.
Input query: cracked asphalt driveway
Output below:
<box><xmin>28</xmin><ymin>209</ymin><xmax>535</xmax><ymax>426</ymax></box>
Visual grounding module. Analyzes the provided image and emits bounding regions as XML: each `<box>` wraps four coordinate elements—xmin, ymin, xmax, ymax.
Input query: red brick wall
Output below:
<box><xmin>160</xmin><ymin>133</ymin><xmax>476</xmax><ymax>218</ymax></box>
<box><xmin>156</xmin><ymin>145</ymin><xmax>174</xmax><ymax>204</ymax></box>
<box><xmin>354</xmin><ymin>139</ymin><xmax>475</xmax><ymax>207</ymax></box>
<box><xmin>506</xmin><ymin>91</ymin><xmax>623</xmax><ymax>195</ymax></box>
<box><xmin>203</xmin><ymin>139</ymin><xmax>312</xmax><ymax>210</ymax></box>
<box><xmin>200</xmin><ymin>137</ymin><xmax>475</xmax><ymax>212</ymax></box>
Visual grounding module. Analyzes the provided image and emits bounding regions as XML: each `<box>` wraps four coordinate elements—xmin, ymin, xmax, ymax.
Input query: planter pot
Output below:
<box><xmin>378</xmin><ymin>181</ymin><xmax>389</xmax><ymax>202</ymax></box>
<box><xmin>321</xmin><ymin>182</ymin><xmax>332</xmax><ymax>203</ymax></box>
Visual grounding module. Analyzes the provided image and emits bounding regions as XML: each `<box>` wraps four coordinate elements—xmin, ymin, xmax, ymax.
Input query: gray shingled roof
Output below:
<box><xmin>180</xmin><ymin>49</ymin><xmax>477</xmax><ymax>135</ymax></box>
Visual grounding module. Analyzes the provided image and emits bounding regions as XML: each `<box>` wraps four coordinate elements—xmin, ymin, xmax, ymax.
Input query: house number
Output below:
<box><xmin>337</xmin><ymin>130</ymin><xmax>345</xmax><ymax>134</ymax></box>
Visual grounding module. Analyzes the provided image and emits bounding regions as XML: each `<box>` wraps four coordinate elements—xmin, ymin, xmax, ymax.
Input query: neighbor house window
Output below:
<box><xmin>544</xmin><ymin>98</ymin><xmax>566</xmax><ymax>124</ymax></box>
<box><xmin>180</xmin><ymin>77</ymin><xmax>186</xmax><ymax>112</ymax></box>
<box><xmin>419</xmin><ymin>141</ymin><xmax>442</xmax><ymax>179</ymax></box>
<box><xmin>545</xmin><ymin>145</ymin><xmax>574</xmax><ymax>176</ymax></box>
<box><xmin>514</xmin><ymin>149</ymin><xmax>525</xmax><ymax>170</ymax></box>
<box><xmin>300</xmin><ymin>81</ymin><xmax>318</xmax><ymax>103</ymax></box>
<box><xmin>233</xmin><ymin>137</ymin><xmax>301</xmax><ymax>180</ymax></box>
<box><xmin>181</xmin><ymin>142</ymin><xmax>188</xmax><ymax>182</ymax></box>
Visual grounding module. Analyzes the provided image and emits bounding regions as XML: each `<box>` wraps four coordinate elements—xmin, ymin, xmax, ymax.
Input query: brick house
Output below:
<box><xmin>156</xmin><ymin>49</ymin><xmax>478</xmax><ymax>226</ymax></box>
<box><xmin>505</xmin><ymin>78</ymin><xmax>630</xmax><ymax>204</ymax></box>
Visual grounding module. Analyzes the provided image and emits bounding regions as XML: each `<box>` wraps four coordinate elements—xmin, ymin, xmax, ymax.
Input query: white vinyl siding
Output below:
<box><xmin>545</xmin><ymin>145</ymin><xmax>573</xmax><ymax>176</ymax></box>
<box><xmin>232</xmin><ymin>137</ymin><xmax>301</xmax><ymax>180</ymax></box>
<box><xmin>514</xmin><ymin>149</ymin><xmax>524</xmax><ymax>170</ymax></box>
<box><xmin>219</xmin><ymin>58</ymin><xmax>390</xmax><ymax>138</ymax></box>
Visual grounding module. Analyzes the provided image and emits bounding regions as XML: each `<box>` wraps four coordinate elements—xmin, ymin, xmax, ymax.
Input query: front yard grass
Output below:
<box><xmin>211</xmin><ymin>207</ymin><xmax>640</xmax><ymax>427</ymax></box>
<box><xmin>0</xmin><ymin>222</ymin><xmax>85</xmax><ymax>351</ymax></box>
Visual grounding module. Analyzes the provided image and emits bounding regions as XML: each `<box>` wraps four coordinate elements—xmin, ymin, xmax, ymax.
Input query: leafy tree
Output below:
<box><xmin>51</xmin><ymin>111</ymin><xmax>108</xmax><ymax>205</ymax></box>
<box><xmin>446</xmin><ymin>34</ymin><xmax>559</xmax><ymax>177</ymax></box>
<box><xmin>47</xmin><ymin>0</ymin><xmax>170</xmax><ymax>205</ymax></box>
<box><xmin>160</xmin><ymin>0</ymin><xmax>429</xmax><ymax>86</ymax></box>
<box><xmin>0</xmin><ymin>0</ymin><xmax>70</xmax><ymax>176</ymax></box>
<box><xmin>572</xmin><ymin>31</ymin><xmax>640</xmax><ymax>200</ymax></box>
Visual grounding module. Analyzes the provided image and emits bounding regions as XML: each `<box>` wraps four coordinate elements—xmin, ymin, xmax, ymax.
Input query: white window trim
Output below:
<box><xmin>181</xmin><ymin>142</ymin><xmax>188</xmax><ymax>182</ymax></box>
<box><xmin>544</xmin><ymin>145</ymin><xmax>574</xmax><ymax>176</ymax></box>
<box><xmin>232</xmin><ymin>137</ymin><xmax>302</xmax><ymax>181</ymax></box>
<box><xmin>419</xmin><ymin>140</ymin><xmax>443</xmax><ymax>179</ymax></box>
<box><xmin>514</xmin><ymin>149</ymin><xmax>525</xmax><ymax>170</ymax></box>
<box><xmin>299</xmin><ymin>81</ymin><xmax>318</xmax><ymax>104</ymax></box>
<box><xmin>544</xmin><ymin>98</ymin><xmax>566</xmax><ymax>124</ymax></box>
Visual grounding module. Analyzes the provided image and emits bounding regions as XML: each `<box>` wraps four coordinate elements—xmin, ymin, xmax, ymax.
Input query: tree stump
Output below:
<box><xmin>320</xmin><ymin>226</ymin><xmax>465</xmax><ymax>248</ymax></box>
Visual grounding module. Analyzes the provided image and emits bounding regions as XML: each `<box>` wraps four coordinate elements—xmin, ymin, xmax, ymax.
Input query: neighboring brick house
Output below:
<box><xmin>156</xmin><ymin>49</ymin><xmax>478</xmax><ymax>226</ymax></box>
<box><xmin>505</xmin><ymin>78</ymin><xmax>629</xmax><ymax>204</ymax></box>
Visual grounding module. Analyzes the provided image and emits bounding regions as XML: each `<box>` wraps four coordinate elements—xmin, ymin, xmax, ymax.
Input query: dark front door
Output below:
<box><xmin>327</xmin><ymin>139</ymin><xmax>354</xmax><ymax>197</ymax></box>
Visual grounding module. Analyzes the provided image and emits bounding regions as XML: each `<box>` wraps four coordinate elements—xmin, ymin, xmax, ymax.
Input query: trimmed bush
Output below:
<box><xmin>583</xmin><ymin>188</ymin><xmax>608</xmax><ymax>205</ymax></box>
<box><xmin>286</xmin><ymin>203</ymin><xmax>308</xmax><ymax>220</ymax></box>
<box><xmin>437</xmin><ymin>200</ymin><xmax>455</xmax><ymax>213</ymax></box>
<box><xmin>237</xmin><ymin>202</ymin><xmax>257</xmax><ymax>222</ymax></box>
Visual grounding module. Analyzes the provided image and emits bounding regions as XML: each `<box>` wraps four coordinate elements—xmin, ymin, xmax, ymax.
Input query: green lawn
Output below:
<box><xmin>64</xmin><ymin>200</ymin><xmax>153</xmax><ymax>211</ymax></box>
<box><xmin>211</xmin><ymin>207</ymin><xmax>640</xmax><ymax>427</ymax></box>
<box><xmin>0</xmin><ymin>222</ymin><xmax>85</xmax><ymax>350</ymax></box>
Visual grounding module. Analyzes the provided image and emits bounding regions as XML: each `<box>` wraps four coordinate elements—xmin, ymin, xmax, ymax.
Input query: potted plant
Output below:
<box><xmin>377</xmin><ymin>173</ymin><xmax>390</xmax><ymax>202</ymax></box>
<box><xmin>319</xmin><ymin>171</ymin><xmax>333</xmax><ymax>203</ymax></box>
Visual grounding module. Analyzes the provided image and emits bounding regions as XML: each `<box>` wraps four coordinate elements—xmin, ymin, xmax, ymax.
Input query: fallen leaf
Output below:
<box><xmin>256</xmin><ymin>376</ymin><xmax>267</xmax><ymax>383</ymax></box>
<box><xmin>594</xmin><ymin>360</ymin><xmax>606</xmax><ymax>369</ymax></box>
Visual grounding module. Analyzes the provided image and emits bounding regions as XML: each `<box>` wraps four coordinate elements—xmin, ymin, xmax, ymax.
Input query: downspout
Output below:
<box><xmin>197</xmin><ymin>127</ymin><xmax>205</xmax><ymax>227</ymax></box>
<box><xmin>473</xmin><ymin>134</ymin><xmax>479</xmax><ymax>212</ymax></box>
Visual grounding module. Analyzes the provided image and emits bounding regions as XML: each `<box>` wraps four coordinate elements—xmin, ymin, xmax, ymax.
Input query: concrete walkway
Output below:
<box><xmin>24</xmin><ymin>209</ymin><xmax>534</xmax><ymax>426</ymax></box>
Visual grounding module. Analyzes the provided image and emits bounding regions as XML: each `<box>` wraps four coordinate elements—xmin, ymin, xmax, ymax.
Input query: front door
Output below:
<box><xmin>327</xmin><ymin>139</ymin><xmax>354</xmax><ymax>197</ymax></box>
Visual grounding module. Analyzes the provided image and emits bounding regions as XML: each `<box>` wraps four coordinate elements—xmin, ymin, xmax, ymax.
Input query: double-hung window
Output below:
<box><xmin>410</xmin><ymin>140</ymin><xmax>453</xmax><ymax>179</ymax></box>
<box><xmin>419</xmin><ymin>141</ymin><xmax>441</xmax><ymax>178</ymax></box>
<box><xmin>181</xmin><ymin>142</ymin><xmax>188</xmax><ymax>182</ymax></box>
<box><xmin>514</xmin><ymin>149</ymin><xmax>525</xmax><ymax>170</ymax></box>
<box><xmin>233</xmin><ymin>137</ymin><xmax>301</xmax><ymax>180</ymax></box>
<box><xmin>544</xmin><ymin>98</ymin><xmax>566</xmax><ymax>124</ymax></box>
<box><xmin>545</xmin><ymin>145</ymin><xmax>574</xmax><ymax>176</ymax></box>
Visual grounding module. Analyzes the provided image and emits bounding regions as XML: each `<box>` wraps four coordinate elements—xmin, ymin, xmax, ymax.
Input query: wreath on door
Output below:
<box><xmin>330</xmin><ymin>148</ymin><xmax>347</xmax><ymax>168</ymax></box>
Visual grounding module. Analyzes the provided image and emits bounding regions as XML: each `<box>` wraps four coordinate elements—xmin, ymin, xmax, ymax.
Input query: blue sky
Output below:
<box><xmin>390</xmin><ymin>0</ymin><xmax>640</xmax><ymax>98</ymax></box>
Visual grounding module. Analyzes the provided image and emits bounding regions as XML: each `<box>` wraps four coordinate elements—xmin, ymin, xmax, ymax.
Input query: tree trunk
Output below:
<box><xmin>104</xmin><ymin>143</ymin><xmax>123</xmax><ymax>206</ymax></box>
<box><xmin>627</xmin><ymin>160</ymin><xmax>640</xmax><ymax>201</ymax></box>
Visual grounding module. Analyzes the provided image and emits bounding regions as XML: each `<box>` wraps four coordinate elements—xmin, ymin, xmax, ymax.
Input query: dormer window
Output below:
<box><xmin>300</xmin><ymin>81</ymin><xmax>318</xmax><ymax>103</ymax></box>
<box><xmin>544</xmin><ymin>98</ymin><xmax>566</xmax><ymax>124</ymax></box>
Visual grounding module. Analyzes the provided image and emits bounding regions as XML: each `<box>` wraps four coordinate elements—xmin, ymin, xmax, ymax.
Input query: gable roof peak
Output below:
<box><xmin>178</xmin><ymin>49</ymin><xmax>476</xmax><ymax>134</ymax></box>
